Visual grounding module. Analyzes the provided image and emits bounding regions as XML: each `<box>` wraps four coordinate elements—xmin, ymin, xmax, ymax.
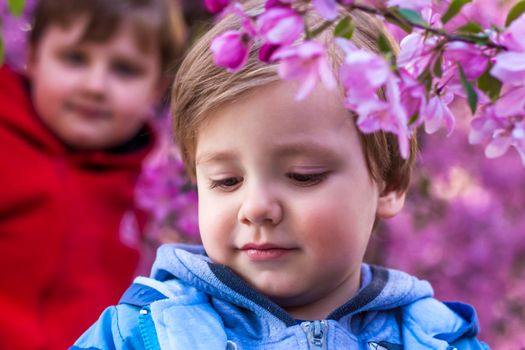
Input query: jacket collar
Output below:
<box><xmin>149</xmin><ymin>244</ymin><xmax>433</xmax><ymax>324</ymax></box>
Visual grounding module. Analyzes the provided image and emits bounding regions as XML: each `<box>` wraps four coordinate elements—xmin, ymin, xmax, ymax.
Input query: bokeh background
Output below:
<box><xmin>2</xmin><ymin>0</ymin><xmax>524</xmax><ymax>348</ymax></box>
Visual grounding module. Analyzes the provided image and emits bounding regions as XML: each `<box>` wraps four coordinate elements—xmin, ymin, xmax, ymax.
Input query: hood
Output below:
<box><xmin>150</xmin><ymin>244</ymin><xmax>434</xmax><ymax>326</ymax></box>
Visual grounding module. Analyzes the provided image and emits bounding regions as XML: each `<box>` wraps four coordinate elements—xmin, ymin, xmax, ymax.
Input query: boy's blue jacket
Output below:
<box><xmin>72</xmin><ymin>244</ymin><xmax>489</xmax><ymax>349</ymax></box>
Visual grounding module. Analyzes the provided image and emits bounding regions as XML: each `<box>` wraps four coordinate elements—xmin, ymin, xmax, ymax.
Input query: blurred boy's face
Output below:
<box><xmin>195</xmin><ymin>81</ymin><xmax>403</xmax><ymax>319</ymax></box>
<box><xmin>28</xmin><ymin>17</ymin><xmax>162</xmax><ymax>149</ymax></box>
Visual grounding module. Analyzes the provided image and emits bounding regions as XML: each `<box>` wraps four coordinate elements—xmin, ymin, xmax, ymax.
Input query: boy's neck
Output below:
<box><xmin>278</xmin><ymin>270</ymin><xmax>362</xmax><ymax>320</ymax></box>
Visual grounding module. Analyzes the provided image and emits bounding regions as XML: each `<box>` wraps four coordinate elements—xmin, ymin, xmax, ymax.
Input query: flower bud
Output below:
<box><xmin>204</xmin><ymin>0</ymin><xmax>231</xmax><ymax>14</ymax></box>
<box><xmin>257</xmin><ymin>7</ymin><xmax>304</xmax><ymax>45</ymax></box>
<box><xmin>211</xmin><ymin>30</ymin><xmax>251</xmax><ymax>72</ymax></box>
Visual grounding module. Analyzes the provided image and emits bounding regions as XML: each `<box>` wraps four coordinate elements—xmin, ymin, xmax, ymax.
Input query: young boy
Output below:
<box><xmin>72</xmin><ymin>1</ymin><xmax>488</xmax><ymax>349</ymax></box>
<box><xmin>0</xmin><ymin>0</ymin><xmax>185</xmax><ymax>348</ymax></box>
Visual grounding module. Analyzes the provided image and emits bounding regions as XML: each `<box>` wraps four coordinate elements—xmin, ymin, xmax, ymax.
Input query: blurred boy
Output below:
<box><xmin>0</xmin><ymin>0</ymin><xmax>185</xmax><ymax>348</ymax></box>
<box><xmin>73</xmin><ymin>1</ymin><xmax>488</xmax><ymax>349</ymax></box>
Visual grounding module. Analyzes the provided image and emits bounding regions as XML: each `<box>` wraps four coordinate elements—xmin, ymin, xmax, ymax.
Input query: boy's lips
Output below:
<box><xmin>65</xmin><ymin>101</ymin><xmax>111</xmax><ymax>119</ymax></box>
<box><xmin>241</xmin><ymin>243</ymin><xmax>297</xmax><ymax>262</ymax></box>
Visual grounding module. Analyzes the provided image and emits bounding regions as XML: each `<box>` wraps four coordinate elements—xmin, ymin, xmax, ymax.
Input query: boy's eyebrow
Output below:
<box><xmin>196</xmin><ymin>151</ymin><xmax>239</xmax><ymax>165</ymax></box>
<box><xmin>196</xmin><ymin>142</ymin><xmax>340</xmax><ymax>165</ymax></box>
<box><xmin>271</xmin><ymin>141</ymin><xmax>339</xmax><ymax>158</ymax></box>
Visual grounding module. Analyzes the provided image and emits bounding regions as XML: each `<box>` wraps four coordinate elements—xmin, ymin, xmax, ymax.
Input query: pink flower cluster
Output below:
<box><xmin>470</xmin><ymin>17</ymin><xmax>525</xmax><ymax>165</ymax></box>
<box><xmin>209</xmin><ymin>0</ymin><xmax>337</xmax><ymax>99</ymax></box>
<box><xmin>134</xmin><ymin>115</ymin><xmax>200</xmax><ymax>241</ymax></box>
<box><xmin>381</xmin><ymin>113</ymin><xmax>525</xmax><ymax>347</ymax></box>
<box><xmin>206</xmin><ymin>0</ymin><xmax>525</xmax><ymax>164</ymax></box>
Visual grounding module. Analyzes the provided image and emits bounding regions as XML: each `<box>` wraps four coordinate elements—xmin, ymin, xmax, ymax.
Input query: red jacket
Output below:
<box><xmin>0</xmin><ymin>65</ymin><xmax>155</xmax><ymax>349</ymax></box>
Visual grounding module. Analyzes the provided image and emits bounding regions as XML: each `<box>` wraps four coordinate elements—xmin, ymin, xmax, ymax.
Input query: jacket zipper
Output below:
<box><xmin>301</xmin><ymin>320</ymin><xmax>327</xmax><ymax>349</ymax></box>
<box><xmin>138</xmin><ymin>307</ymin><xmax>161</xmax><ymax>350</ymax></box>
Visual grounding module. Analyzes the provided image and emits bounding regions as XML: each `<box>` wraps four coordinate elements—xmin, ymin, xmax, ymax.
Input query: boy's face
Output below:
<box><xmin>195</xmin><ymin>81</ymin><xmax>403</xmax><ymax>319</ymax></box>
<box><xmin>27</xmin><ymin>17</ymin><xmax>162</xmax><ymax>149</ymax></box>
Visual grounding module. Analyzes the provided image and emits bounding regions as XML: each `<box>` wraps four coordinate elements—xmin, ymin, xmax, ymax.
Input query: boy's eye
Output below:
<box><xmin>287</xmin><ymin>172</ymin><xmax>328</xmax><ymax>187</ymax></box>
<box><xmin>111</xmin><ymin>60</ymin><xmax>143</xmax><ymax>78</ymax></box>
<box><xmin>60</xmin><ymin>50</ymin><xmax>87</xmax><ymax>66</ymax></box>
<box><xmin>209</xmin><ymin>177</ymin><xmax>243</xmax><ymax>191</ymax></box>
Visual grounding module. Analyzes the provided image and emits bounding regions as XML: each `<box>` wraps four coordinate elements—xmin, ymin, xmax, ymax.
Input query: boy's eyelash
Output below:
<box><xmin>208</xmin><ymin>173</ymin><xmax>328</xmax><ymax>190</ymax></box>
<box><xmin>209</xmin><ymin>177</ymin><xmax>243</xmax><ymax>190</ymax></box>
<box><xmin>287</xmin><ymin>172</ymin><xmax>328</xmax><ymax>186</ymax></box>
<box><xmin>111</xmin><ymin>61</ymin><xmax>143</xmax><ymax>77</ymax></box>
<box><xmin>61</xmin><ymin>50</ymin><xmax>87</xmax><ymax>65</ymax></box>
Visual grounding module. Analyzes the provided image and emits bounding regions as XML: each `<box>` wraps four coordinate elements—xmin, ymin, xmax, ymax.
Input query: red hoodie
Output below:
<box><xmin>0</xmin><ymin>65</ymin><xmax>155</xmax><ymax>349</ymax></box>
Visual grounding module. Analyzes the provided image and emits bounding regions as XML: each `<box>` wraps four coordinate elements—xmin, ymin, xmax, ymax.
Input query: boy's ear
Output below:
<box><xmin>376</xmin><ymin>189</ymin><xmax>406</xmax><ymax>219</ymax></box>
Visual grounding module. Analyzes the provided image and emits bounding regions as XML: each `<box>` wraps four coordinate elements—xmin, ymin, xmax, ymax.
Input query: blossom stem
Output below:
<box><xmin>348</xmin><ymin>4</ymin><xmax>507</xmax><ymax>51</ymax></box>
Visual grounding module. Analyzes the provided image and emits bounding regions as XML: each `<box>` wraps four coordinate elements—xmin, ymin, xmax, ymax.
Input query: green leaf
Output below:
<box><xmin>432</xmin><ymin>53</ymin><xmax>443</xmax><ymax>78</ymax></box>
<box><xmin>477</xmin><ymin>67</ymin><xmax>502</xmax><ymax>102</ymax></box>
<box><xmin>441</xmin><ymin>0</ymin><xmax>473</xmax><ymax>24</ymax></box>
<box><xmin>309</xmin><ymin>20</ymin><xmax>334</xmax><ymax>39</ymax></box>
<box><xmin>409</xmin><ymin>111</ymin><xmax>420</xmax><ymax>126</ymax></box>
<box><xmin>417</xmin><ymin>67</ymin><xmax>432</xmax><ymax>90</ymax></box>
<box><xmin>455</xmin><ymin>21</ymin><xmax>483</xmax><ymax>34</ymax></box>
<box><xmin>505</xmin><ymin>0</ymin><xmax>525</xmax><ymax>27</ymax></box>
<box><xmin>8</xmin><ymin>0</ymin><xmax>26</xmax><ymax>17</ymax></box>
<box><xmin>458</xmin><ymin>65</ymin><xmax>478</xmax><ymax>114</ymax></box>
<box><xmin>334</xmin><ymin>16</ymin><xmax>354</xmax><ymax>40</ymax></box>
<box><xmin>378</xmin><ymin>33</ymin><xmax>393</xmax><ymax>56</ymax></box>
<box><xmin>385</xmin><ymin>11</ymin><xmax>413</xmax><ymax>33</ymax></box>
<box><xmin>0</xmin><ymin>37</ymin><xmax>4</xmax><ymax>65</ymax></box>
<box><xmin>397</xmin><ymin>8</ymin><xmax>428</xmax><ymax>27</ymax></box>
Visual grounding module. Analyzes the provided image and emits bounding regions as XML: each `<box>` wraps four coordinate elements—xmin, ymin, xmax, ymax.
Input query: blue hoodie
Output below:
<box><xmin>72</xmin><ymin>244</ymin><xmax>489</xmax><ymax>349</ymax></box>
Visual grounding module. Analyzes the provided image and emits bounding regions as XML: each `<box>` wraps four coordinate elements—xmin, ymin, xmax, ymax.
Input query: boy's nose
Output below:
<box><xmin>237</xmin><ymin>185</ymin><xmax>283</xmax><ymax>226</ymax></box>
<box><xmin>82</xmin><ymin>63</ymin><xmax>108</xmax><ymax>95</ymax></box>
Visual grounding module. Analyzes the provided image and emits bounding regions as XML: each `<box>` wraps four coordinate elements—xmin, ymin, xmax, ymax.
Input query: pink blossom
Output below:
<box><xmin>312</xmin><ymin>0</ymin><xmax>338</xmax><ymax>20</ymax></box>
<box><xmin>491</xmin><ymin>51</ymin><xmax>525</xmax><ymax>86</ymax></box>
<box><xmin>469</xmin><ymin>107</ymin><xmax>503</xmax><ymax>145</ymax></box>
<box><xmin>204</xmin><ymin>0</ymin><xmax>232</xmax><ymax>14</ymax></box>
<box><xmin>386</xmin><ymin>0</ymin><xmax>432</xmax><ymax>12</ymax></box>
<box><xmin>257</xmin><ymin>7</ymin><xmax>304</xmax><ymax>45</ymax></box>
<box><xmin>469</xmin><ymin>107</ymin><xmax>525</xmax><ymax>165</ymax></box>
<box><xmin>337</xmin><ymin>38</ymin><xmax>390</xmax><ymax>112</ymax></box>
<box><xmin>258</xmin><ymin>43</ymin><xmax>280</xmax><ymax>63</ymax></box>
<box><xmin>119</xmin><ymin>211</ymin><xmax>141</xmax><ymax>249</ymax></box>
<box><xmin>498</xmin><ymin>15</ymin><xmax>525</xmax><ymax>52</ymax></box>
<box><xmin>357</xmin><ymin>77</ymin><xmax>412</xmax><ymax>159</ymax></box>
<box><xmin>228</xmin><ymin>3</ymin><xmax>257</xmax><ymax>37</ymax></box>
<box><xmin>264</xmin><ymin>0</ymin><xmax>293</xmax><ymax>9</ymax></box>
<box><xmin>135</xmin><ymin>159</ymin><xmax>185</xmax><ymax>222</ymax></box>
<box><xmin>424</xmin><ymin>93</ymin><xmax>455</xmax><ymax>135</ymax></box>
<box><xmin>485</xmin><ymin>121</ymin><xmax>525</xmax><ymax>165</ymax></box>
<box><xmin>398</xmin><ymin>69</ymin><xmax>427</xmax><ymax>125</ymax></box>
<box><xmin>491</xmin><ymin>16</ymin><xmax>525</xmax><ymax>85</ymax></box>
<box><xmin>398</xmin><ymin>32</ymin><xmax>437</xmax><ymax>76</ymax></box>
<box><xmin>442</xmin><ymin>1</ymin><xmax>511</xmax><ymax>30</ymax></box>
<box><xmin>444</xmin><ymin>42</ymin><xmax>489</xmax><ymax>80</ymax></box>
<box><xmin>211</xmin><ymin>30</ymin><xmax>251</xmax><ymax>72</ymax></box>
<box><xmin>135</xmin><ymin>153</ymin><xmax>200</xmax><ymax>238</ymax></box>
<box><xmin>494</xmin><ymin>86</ymin><xmax>525</xmax><ymax>118</ymax></box>
<box><xmin>336</xmin><ymin>38</ymin><xmax>410</xmax><ymax>157</ymax></box>
<box><xmin>271</xmin><ymin>41</ymin><xmax>336</xmax><ymax>100</ymax></box>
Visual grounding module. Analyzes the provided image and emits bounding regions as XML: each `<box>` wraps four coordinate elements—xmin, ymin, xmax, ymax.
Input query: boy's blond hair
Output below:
<box><xmin>30</xmin><ymin>0</ymin><xmax>187</xmax><ymax>82</ymax></box>
<box><xmin>173</xmin><ymin>0</ymin><xmax>417</xmax><ymax>193</ymax></box>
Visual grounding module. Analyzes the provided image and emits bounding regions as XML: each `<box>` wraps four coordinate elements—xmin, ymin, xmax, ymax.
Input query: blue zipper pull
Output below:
<box><xmin>301</xmin><ymin>320</ymin><xmax>327</xmax><ymax>349</ymax></box>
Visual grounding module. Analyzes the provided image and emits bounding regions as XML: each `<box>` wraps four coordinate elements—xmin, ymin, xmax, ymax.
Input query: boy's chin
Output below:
<box><xmin>56</xmin><ymin>129</ymin><xmax>132</xmax><ymax>150</ymax></box>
